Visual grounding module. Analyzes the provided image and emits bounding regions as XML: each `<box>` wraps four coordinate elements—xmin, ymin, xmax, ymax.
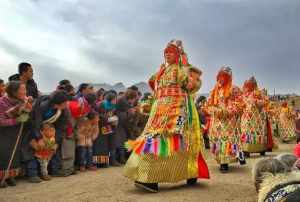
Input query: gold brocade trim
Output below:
<box><xmin>215</xmin><ymin>155</ymin><xmax>238</xmax><ymax>165</ymax></box>
<box><xmin>123</xmin><ymin>99</ymin><xmax>206</xmax><ymax>183</ymax></box>
<box><xmin>242</xmin><ymin>143</ymin><xmax>266</xmax><ymax>153</ymax></box>
<box><xmin>124</xmin><ymin>151</ymin><xmax>194</xmax><ymax>183</ymax></box>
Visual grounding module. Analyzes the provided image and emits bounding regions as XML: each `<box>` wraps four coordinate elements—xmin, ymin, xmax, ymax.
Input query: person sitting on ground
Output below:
<box><xmin>76</xmin><ymin>111</ymin><xmax>99</xmax><ymax>172</ymax></box>
<box><xmin>0</xmin><ymin>79</ymin><xmax>5</xmax><ymax>97</ymax></box>
<box><xmin>253</xmin><ymin>157</ymin><xmax>300</xmax><ymax>202</ymax></box>
<box><xmin>30</xmin><ymin>123</ymin><xmax>57</xmax><ymax>181</ymax></box>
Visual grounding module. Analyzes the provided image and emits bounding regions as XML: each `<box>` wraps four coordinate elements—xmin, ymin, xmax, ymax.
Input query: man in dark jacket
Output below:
<box><xmin>8</xmin><ymin>62</ymin><xmax>39</xmax><ymax>99</ymax></box>
<box><xmin>25</xmin><ymin>91</ymin><xmax>69</xmax><ymax>182</ymax></box>
<box><xmin>115</xmin><ymin>89</ymin><xmax>138</xmax><ymax>163</ymax></box>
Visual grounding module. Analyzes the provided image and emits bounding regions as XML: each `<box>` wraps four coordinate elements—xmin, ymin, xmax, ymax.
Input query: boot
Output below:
<box><xmin>260</xmin><ymin>151</ymin><xmax>266</xmax><ymax>156</ymax></box>
<box><xmin>28</xmin><ymin>176</ymin><xmax>42</xmax><ymax>183</ymax></box>
<box><xmin>40</xmin><ymin>175</ymin><xmax>51</xmax><ymax>181</ymax></box>
<box><xmin>118</xmin><ymin>149</ymin><xmax>127</xmax><ymax>164</ymax></box>
<box><xmin>220</xmin><ymin>164</ymin><xmax>229</xmax><ymax>173</ymax></box>
<box><xmin>79</xmin><ymin>166</ymin><xmax>86</xmax><ymax>172</ymax></box>
<box><xmin>0</xmin><ymin>181</ymin><xmax>8</xmax><ymax>188</ymax></box>
<box><xmin>87</xmin><ymin>166</ymin><xmax>97</xmax><ymax>171</ymax></box>
<box><xmin>134</xmin><ymin>181</ymin><xmax>158</xmax><ymax>193</ymax></box>
<box><xmin>110</xmin><ymin>160</ymin><xmax>121</xmax><ymax>167</ymax></box>
<box><xmin>51</xmin><ymin>170</ymin><xmax>71</xmax><ymax>177</ymax></box>
<box><xmin>238</xmin><ymin>152</ymin><xmax>246</xmax><ymax>165</ymax></box>
<box><xmin>187</xmin><ymin>178</ymin><xmax>197</xmax><ymax>186</ymax></box>
<box><xmin>6</xmin><ymin>177</ymin><xmax>16</xmax><ymax>186</ymax></box>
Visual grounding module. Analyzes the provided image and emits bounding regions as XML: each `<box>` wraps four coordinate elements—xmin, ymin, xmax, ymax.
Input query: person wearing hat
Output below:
<box><xmin>278</xmin><ymin>102</ymin><xmax>296</xmax><ymax>142</ymax></box>
<box><xmin>124</xmin><ymin>40</ymin><xmax>209</xmax><ymax>192</ymax></box>
<box><xmin>241</xmin><ymin>77</ymin><xmax>270</xmax><ymax>157</ymax></box>
<box><xmin>207</xmin><ymin>67</ymin><xmax>246</xmax><ymax>172</ymax></box>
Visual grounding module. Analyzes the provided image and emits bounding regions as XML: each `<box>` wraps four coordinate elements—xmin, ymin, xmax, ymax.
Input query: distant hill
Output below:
<box><xmin>91</xmin><ymin>82</ymin><xmax>151</xmax><ymax>94</ymax></box>
<box><xmin>91</xmin><ymin>82</ymin><xmax>210</xmax><ymax>97</ymax></box>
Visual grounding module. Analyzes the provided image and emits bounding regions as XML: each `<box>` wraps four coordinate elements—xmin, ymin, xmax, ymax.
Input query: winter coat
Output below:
<box><xmin>9</xmin><ymin>74</ymin><xmax>39</xmax><ymax>99</ymax></box>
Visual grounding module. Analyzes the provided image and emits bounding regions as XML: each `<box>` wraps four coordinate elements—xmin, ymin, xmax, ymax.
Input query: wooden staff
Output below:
<box><xmin>0</xmin><ymin>122</ymin><xmax>24</xmax><ymax>186</ymax></box>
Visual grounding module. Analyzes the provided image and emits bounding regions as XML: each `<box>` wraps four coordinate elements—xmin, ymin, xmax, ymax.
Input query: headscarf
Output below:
<box><xmin>208</xmin><ymin>66</ymin><xmax>233</xmax><ymax>106</ymax></box>
<box><xmin>164</xmin><ymin>39</ymin><xmax>189</xmax><ymax>66</ymax></box>
<box><xmin>243</xmin><ymin>76</ymin><xmax>258</xmax><ymax>93</ymax></box>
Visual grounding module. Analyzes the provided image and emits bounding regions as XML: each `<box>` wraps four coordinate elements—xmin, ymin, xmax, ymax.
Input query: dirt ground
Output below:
<box><xmin>0</xmin><ymin>142</ymin><xmax>295</xmax><ymax>202</ymax></box>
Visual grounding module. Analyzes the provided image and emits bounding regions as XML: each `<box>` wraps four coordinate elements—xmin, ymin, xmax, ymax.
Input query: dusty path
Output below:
<box><xmin>0</xmin><ymin>142</ymin><xmax>295</xmax><ymax>202</ymax></box>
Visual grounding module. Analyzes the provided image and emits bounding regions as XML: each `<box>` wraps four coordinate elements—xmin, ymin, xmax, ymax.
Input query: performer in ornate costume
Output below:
<box><xmin>241</xmin><ymin>77</ymin><xmax>269</xmax><ymax>156</ymax></box>
<box><xmin>278</xmin><ymin>102</ymin><xmax>296</xmax><ymax>142</ymax></box>
<box><xmin>124</xmin><ymin>40</ymin><xmax>209</xmax><ymax>192</ymax></box>
<box><xmin>207</xmin><ymin>67</ymin><xmax>245</xmax><ymax>172</ymax></box>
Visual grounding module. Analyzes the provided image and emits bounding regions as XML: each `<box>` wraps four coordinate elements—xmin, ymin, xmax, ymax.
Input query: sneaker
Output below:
<box><xmin>87</xmin><ymin>166</ymin><xmax>97</xmax><ymax>171</ymax></box>
<box><xmin>40</xmin><ymin>175</ymin><xmax>51</xmax><ymax>181</ymax></box>
<box><xmin>187</xmin><ymin>178</ymin><xmax>197</xmax><ymax>186</ymax></box>
<box><xmin>0</xmin><ymin>181</ymin><xmax>8</xmax><ymax>188</ymax></box>
<box><xmin>79</xmin><ymin>166</ymin><xmax>86</xmax><ymax>172</ymax></box>
<box><xmin>28</xmin><ymin>176</ymin><xmax>42</xmax><ymax>183</ymax></box>
<box><xmin>6</xmin><ymin>177</ymin><xmax>16</xmax><ymax>186</ymax></box>
<box><xmin>134</xmin><ymin>181</ymin><xmax>158</xmax><ymax>193</ymax></box>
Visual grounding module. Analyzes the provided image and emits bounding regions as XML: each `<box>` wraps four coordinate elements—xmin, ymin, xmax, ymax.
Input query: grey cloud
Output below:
<box><xmin>1</xmin><ymin>0</ymin><xmax>300</xmax><ymax>94</ymax></box>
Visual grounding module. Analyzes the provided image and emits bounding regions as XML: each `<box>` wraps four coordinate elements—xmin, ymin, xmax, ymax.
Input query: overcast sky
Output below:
<box><xmin>0</xmin><ymin>0</ymin><xmax>299</xmax><ymax>94</ymax></box>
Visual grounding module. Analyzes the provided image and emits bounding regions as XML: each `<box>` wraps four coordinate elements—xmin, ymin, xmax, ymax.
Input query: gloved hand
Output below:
<box><xmin>16</xmin><ymin>113</ymin><xmax>30</xmax><ymax>123</ymax></box>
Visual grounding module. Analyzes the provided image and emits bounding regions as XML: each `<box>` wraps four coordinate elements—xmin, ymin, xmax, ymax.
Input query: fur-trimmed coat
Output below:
<box><xmin>258</xmin><ymin>171</ymin><xmax>300</xmax><ymax>202</ymax></box>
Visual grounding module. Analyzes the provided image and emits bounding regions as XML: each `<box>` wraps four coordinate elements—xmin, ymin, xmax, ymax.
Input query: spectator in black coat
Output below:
<box><xmin>25</xmin><ymin>91</ymin><xmax>69</xmax><ymax>181</ymax></box>
<box><xmin>8</xmin><ymin>62</ymin><xmax>39</xmax><ymax>99</ymax></box>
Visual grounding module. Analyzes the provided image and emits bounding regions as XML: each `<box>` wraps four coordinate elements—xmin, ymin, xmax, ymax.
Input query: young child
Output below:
<box><xmin>76</xmin><ymin>111</ymin><xmax>99</xmax><ymax>171</ymax></box>
<box><xmin>30</xmin><ymin>123</ymin><xmax>57</xmax><ymax>181</ymax></box>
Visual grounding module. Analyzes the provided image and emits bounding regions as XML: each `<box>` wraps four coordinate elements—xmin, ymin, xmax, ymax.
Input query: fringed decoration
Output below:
<box><xmin>173</xmin><ymin>135</ymin><xmax>179</xmax><ymax>151</ymax></box>
<box><xmin>124</xmin><ymin>134</ymin><xmax>186</xmax><ymax>157</ymax></box>
<box><xmin>143</xmin><ymin>137</ymin><xmax>152</xmax><ymax>153</ymax></box>
<box><xmin>160</xmin><ymin>138</ymin><xmax>167</xmax><ymax>157</ymax></box>
<box><xmin>134</xmin><ymin>140</ymin><xmax>145</xmax><ymax>155</ymax></box>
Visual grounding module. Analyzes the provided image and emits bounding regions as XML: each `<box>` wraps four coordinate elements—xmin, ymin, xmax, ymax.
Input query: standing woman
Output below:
<box><xmin>207</xmin><ymin>67</ymin><xmax>245</xmax><ymax>172</ymax></box>
<box><xmin>93</xmin><ymin>92</ymin><xmax>119</xmax><ymax>167</ymax></box>
<box><xmin>241</xmin><ymin>77</ymin><xmax>268</xmax><ymax>157</ymax></box>
<box><xmin>124</xmin><ymin>40</ymin><xmax>209</xmax><ymax>192</ymax></box>
<box><xmin>0</xmin><ymin>81</ymin><xmax>32</xmax><ymax>188</ymax></box>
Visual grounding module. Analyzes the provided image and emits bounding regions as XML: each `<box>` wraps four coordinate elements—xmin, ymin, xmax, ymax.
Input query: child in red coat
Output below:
<box><xmin>30</xmin><ymin>123</ymin><xmax>57</xmax><ymax>180</ymax></box>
